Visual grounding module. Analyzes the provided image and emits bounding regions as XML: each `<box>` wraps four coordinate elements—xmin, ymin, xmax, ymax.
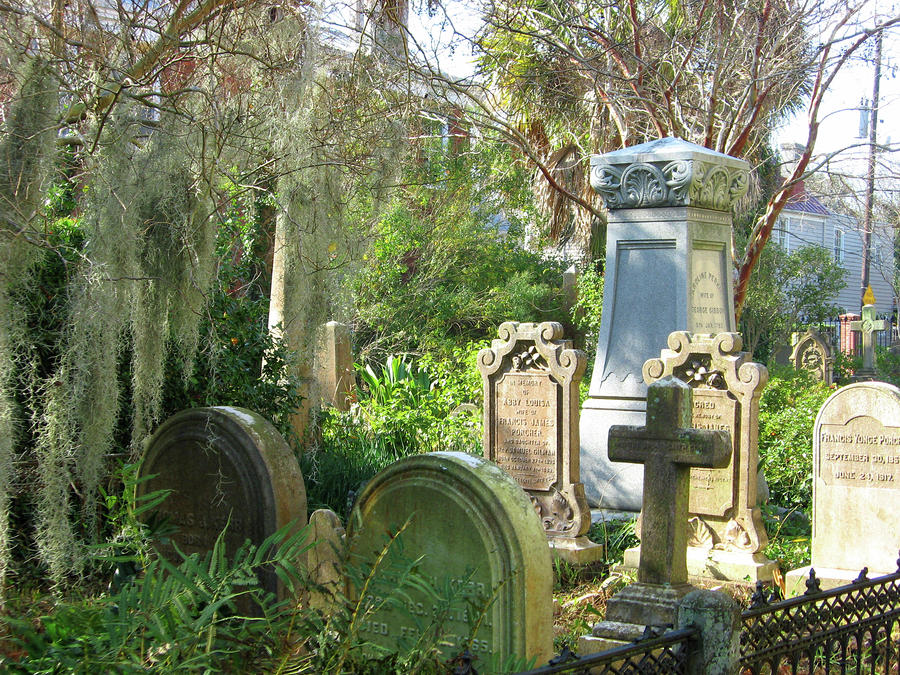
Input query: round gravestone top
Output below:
<box><xmin>347</xmin><ymin>451</ymin><xmax>553</xmax><ymax>672</ymax></box>
<box><xmin>138</xmin><ymin>406</ymin><xmax>307</xmax><ymax>599</ymax></box>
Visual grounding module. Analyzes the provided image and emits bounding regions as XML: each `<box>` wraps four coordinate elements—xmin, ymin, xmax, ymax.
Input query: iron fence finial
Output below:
<box><xmin>548</xmin><ymin>645</ymin><xmax>579</xmax><ymax>666</ymax></box>
<box><xmin>804</xmin><ymin>568</ymin><xmax>822</xmax><ymax>595</ymax></box>
<box><xmin>749</xmin><ymin>580</ymin><xmax>768</xmax><ymax>608</ymax></box>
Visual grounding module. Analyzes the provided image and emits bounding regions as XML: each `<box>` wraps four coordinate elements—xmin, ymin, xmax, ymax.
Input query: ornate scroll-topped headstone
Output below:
<box><xmin>785</xmin><ymin>382</ymin><xmax>900</xmax><ymax>594</ymax></box>
<box><xmin>347</xmin><ymin>452</ymin><xmax>553</xmax><ymax>671</ymax></box>
<box><xmin>581</xmin><ymin>378</ymin><xmax>729</xmax><ymax>652</ymax></box>
<box><xmin>850</xmin><ymin>288</ymin><xmax>886</xmax><ymax>380</ymax></box>
<box><xmin>789</xmin><ymin>328</ymin><xmax>834</xmax><ymax>385</ymax></box>
<box><xmin>138</xmin><ymin>407</ymin><xmax>307</xmax><ymax>601</ymax></box>
<box><xmin>580</xmin><ymin>137</ymin><xmax>749</xmax><ymax>510</ymax></box>
<box><xmin>478</xmin><ymin>322</ymin><xmax>601</xmax><ymax>564</ymax></box>
<box><xmin>634</xmin><ymin>332</ymin><xmax>775</xmax><ymax>582</ymax></box>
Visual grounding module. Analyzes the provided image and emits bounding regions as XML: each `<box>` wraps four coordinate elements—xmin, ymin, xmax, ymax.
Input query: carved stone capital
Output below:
<box><xmin>590</xmin><ymin>138</ymin><xmax>749</xmax><ymax>212</ymax></box>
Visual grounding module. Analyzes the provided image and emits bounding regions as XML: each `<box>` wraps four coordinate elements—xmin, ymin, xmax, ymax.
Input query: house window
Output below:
<box><xmin>833</xmin><ymin>228</ymin><xmax>844</xmax><ymax>263</ymax></box>
<box><xmin>775</xmin><ymin>218</ymin><xmax>789</xmax><ymax>252</ymax></box>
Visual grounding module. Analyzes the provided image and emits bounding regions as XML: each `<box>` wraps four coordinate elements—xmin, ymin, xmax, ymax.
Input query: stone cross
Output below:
<box><xmin>850</xmin><ymin>303</ymin><xmax>886</xmax><ymax>375</ymax></box>
<box><xmin>608</xmin><ymin>377</ymin><xmax>730</xmax><ymax>586</ymax></box>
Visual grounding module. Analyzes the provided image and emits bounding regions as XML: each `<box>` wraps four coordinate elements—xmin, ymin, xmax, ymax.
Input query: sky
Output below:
<box><xmin>774</xmin><ymin>25</ymin><xmax>900</xmax><ymax>177</ymax></box>
<box><xmin>406</xmin><ymin>0</ymin><xmax>900</xmax><ymax>187</ymax></box>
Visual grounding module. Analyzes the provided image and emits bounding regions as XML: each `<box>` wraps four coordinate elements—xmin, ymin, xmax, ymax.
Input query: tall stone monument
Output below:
<box><xmin>785</xmin><ymin>382</ymin><xmax>900</xmax><ymax>594</ymax></box>
<box><xmin>636</xmin><ymin>332</ymin><xmax>775</xmax><ymax>582</ymax></box>
<box><xmin>478</xmin><ymin>322</ymin><xmax>602</xmax><ymax>563</ymax></box>
<box><xmin>581</xmin><ymin>138</ymin><xmax>749</xmax><ymax>510</ymax></box>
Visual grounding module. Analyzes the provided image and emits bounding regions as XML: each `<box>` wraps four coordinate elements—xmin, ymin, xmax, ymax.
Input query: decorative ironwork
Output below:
<box><xmin>740</xmin><ymin>561</ymin><xmax>900</xmax><ymax>674</ymax></box>
<box><xmin>511</xmin><ymin>626</ymin><xmax>698</xmax><ymax>674</ymax></box>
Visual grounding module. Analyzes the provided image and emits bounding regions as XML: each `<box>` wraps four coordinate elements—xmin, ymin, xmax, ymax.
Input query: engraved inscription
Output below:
<box><xmin>494</xmin><ymin>372</ymin><xmax>558</xmax><ymax>490</ymax></box>
<box><xmin>144</xmin><ymin>440</ymin><xmax>251</xmax><ymax>560</ymax></box>
<box><xmin>689</xmin><ymin>247</ymin><xmax>728</xmax><ymax>333</ymax></box>
<box><xmin>819</xmin><ymin>416</ymin><xmax>900</xmax><ymax>487</ymax></box>
<box><xmin>361</xmin><ymin>575</ymin><xmax>494</xmax><ymax>657</ymax></box>
<box><xmin>689</xmin><ymin>390</ymin><xmax>736</xmax><ymax>516</ymax></box>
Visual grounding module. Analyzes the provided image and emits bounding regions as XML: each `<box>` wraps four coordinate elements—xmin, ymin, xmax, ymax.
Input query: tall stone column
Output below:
<box><xmin>267</xmin><ymin>211</ymin><xmax>313</xmax><ymax>443</ymax></box>
<box><xmin>580</xmin><ymin>138</ymin><xmax>749</xmax><ymax>510</ymax></box>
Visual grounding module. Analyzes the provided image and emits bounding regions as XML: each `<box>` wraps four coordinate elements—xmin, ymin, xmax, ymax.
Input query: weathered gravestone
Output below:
<box><xmin>347</xmin><ymin>452</ymin><xmax>553</xmax><ymax>671</ymax></box>
<box><xmin>850</xmin><ymin>289</ymin><xmax>886</xmax><ymax>380</ymax></box>
<box><xmin>313</xmin><ymin>321</ymin><xmax>354</xmax><ymax>411</ymax></box>
<box><xmin>635</xmin><ymin>332</ymin><xmax>776</xmax><ymax>582</ymax></box>
<box><xmin>785</xmin><ymin>382</ymin><xmax>900</xmax><ymax>594</ymax></box>
<box><xmin>138</xmin><ymin>407</ymin><xmax>307</xmax><ymax>600</ymax></box>
<box><xmin>307</xmin><ymin>508</ymin><xmax>346</xmax><ymax>613</ymax></box>
<box><xmin>789</xmin><ymin>328</ymin><xmax>834</xmax><ymax>385</ymax></box>
<box><xmin>581</xmin><ymin>378</ymin><xmax>730</xmax><ymax>653</ymax></box>
<box><xmin>581</xmin><ymin>137</ymin><xmax>749</xmax><ymax>510</ymax></box>
<box><xmin>478</xmin><ymin>322</ymin><xmax>602</xmax><ymax>563</ymax></box>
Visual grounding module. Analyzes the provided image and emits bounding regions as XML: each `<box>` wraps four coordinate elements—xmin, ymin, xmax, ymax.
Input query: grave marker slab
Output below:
<box><xmin>478</xmin><ymin>322</ymin><xmax>602</xmax><ymax>563</ymax></box>
<box><xmin>580</xmin><ymin>138</ymin><xmax>749</xmax><ymax>510</ymax></box>
<box><xmin>347</xmin><ymin>452</ymin><xmax>553</xmax><ymax>672</ymax></box>
<box><xmin>789</xmin><ymin>328</ymin><xmax>834</xmax><ymax>385</ymax></box>
<box><xmin>138</xmin><ymin>406</ymin><xmax>307</xmax><ymax>601</ymax></box>
<box><xmin>637</xmin><ymin>332</ymin><xmax>776</xmax><ymax>582</ymax></box>
<box><xmin>785</xmin><ymin>382</ymin><xmax>900</xmax><ymax>594</ymax></box>
<box><xmin>307</xmin><ymin>508</ymin><xmax>346</xmax><ymax>613</ymax></box>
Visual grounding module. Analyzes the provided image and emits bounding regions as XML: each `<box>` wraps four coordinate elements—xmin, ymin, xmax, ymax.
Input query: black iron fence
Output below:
<box><xmin>502</xmin><ymin>626</ymin><xmax>698</xmax><ymax>675</ymax></box>
<box><xmin>818</xmin><ymin>317</ymin><xmax>896</xmax><ymax>352</ymax></box>
<box><xmin>740</xmin><ymin>563</ymin><xmax>900</xmax><ymax>674</ymax></box>
<box><xmin>500</xmin><ymin>557</ymin><xmax>900</xmax><ymax>675</ymax></box>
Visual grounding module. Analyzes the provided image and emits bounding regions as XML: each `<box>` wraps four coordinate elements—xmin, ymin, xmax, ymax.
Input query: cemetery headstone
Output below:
<box><xmin>849</xmin><ymin>288</ymin><xmax>886</xmax><ymax>380</ymax></box>
<box><xmin>346</xmin><ymin>452</ymin><xmax>554</xmax><ymax>671</ymax></box>
<box><xmin>580</xmin><ymin>137</ymin><xmax>749</xmax><ymax>510</ymax></box>
<box><xmin>785</xmin><ymin>382</ymin><xmax>900</xmax><ymax>594</ymax></box>
<box><xmin>313</xmin><ymin>321</ymin><xmax>354</xmax><ymax>411</ymax></box>
<box><xmin>636</xmin><ymin>332</ymin><xmax>776</xmax><ymax>582</ymax></box>
<box><xmin>789</xmin><ymin>328</ymin><xmax>834</xmax><ymax>385</ymax></box>
<box><xmin>581</xmin><ymin>378</ymin><xmax>729</xmax><ymax>652</ymax></box>
<box><xmin>307</xmin><ymin>508</ymin><xmax>346</xmax><ymax>613</ymax></box>
<box><xmin>138</xmin><ymin>406</ymin><xmax>307</xmax><ymax>601</ymax></box>
<box><xmin>478</xmin><ymin>322</ymin><xmax>602</xmax><ymax>563</ymax></box>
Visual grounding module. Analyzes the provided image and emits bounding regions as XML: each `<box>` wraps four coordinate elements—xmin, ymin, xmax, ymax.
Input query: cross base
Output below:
<box><xmin>604</xmin><ymin>582</ymin><xmax>695</xmax><ymax>627</ymax></box>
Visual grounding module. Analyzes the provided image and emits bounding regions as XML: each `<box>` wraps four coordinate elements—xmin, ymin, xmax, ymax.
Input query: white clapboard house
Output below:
<box><xmin>773</xmin><ymin>179</ymin><xmax>895</xmax><ymax>316</ymax></box>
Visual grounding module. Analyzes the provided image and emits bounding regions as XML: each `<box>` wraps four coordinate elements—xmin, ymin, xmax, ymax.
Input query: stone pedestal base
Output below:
<box><xmin>550</xmin><ymin>536</ymin><xmax>605</xmax><ymax>565</ymax></box>
<box><xmin>580</xmin><ymin>583</ymin><xmax>694</xmax><ymax>657</ymax></box>
<box><xmin>577</xmin><ymin>621</ymin><xmax>644</xmax><ymax>655</ymax></box>
<box><xmin>784</xmin><ymin>565</ymin><xmax>873</xmax><ymax>597</ymax></box>
<box><xmin>622</xmin><ymin>545</ymin><xmax>777</xmax><ymax>583</ymax></box>
<box><xmin>605</xmin><ymin>582</ymin><xmax>694</xmax><ymax>627</ymax></box>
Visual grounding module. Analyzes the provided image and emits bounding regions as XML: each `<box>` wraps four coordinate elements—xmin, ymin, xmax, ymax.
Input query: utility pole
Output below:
<box><xmin>860</xmin><ymin>29</ymin><xmax>883</xmax><ymax>309</ymax></box>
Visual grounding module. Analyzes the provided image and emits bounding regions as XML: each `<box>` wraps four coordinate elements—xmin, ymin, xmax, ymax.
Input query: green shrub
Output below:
<box><xmin>302</xmin><ymin>345</ymin><xmax>485</xmax><ymax>514</ymax></box>
<box><xmin>3</xmin><ymin>523</ymin><xmax>310</xmax><ymax>673</ymax></box>
<box><xmin>572</xmin><ymin>259</ymin><xmax>604</xmax><ymax>351</ymax></box>
<box><xmin>758</xmin><ymin>367</ymin><xmax>833</xmax><ymax>511</ymax></box>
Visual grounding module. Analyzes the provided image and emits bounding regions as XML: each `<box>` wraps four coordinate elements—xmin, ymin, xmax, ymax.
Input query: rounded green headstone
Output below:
<box><xmin>347</xmin><ymin>451</ymin><xmax>553</xmax><ymax>672</ymax></box>
<box><xmin>138</xmin><ymin>406</ymin><xmax>307</xmax><ymax>599</ymax></box>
